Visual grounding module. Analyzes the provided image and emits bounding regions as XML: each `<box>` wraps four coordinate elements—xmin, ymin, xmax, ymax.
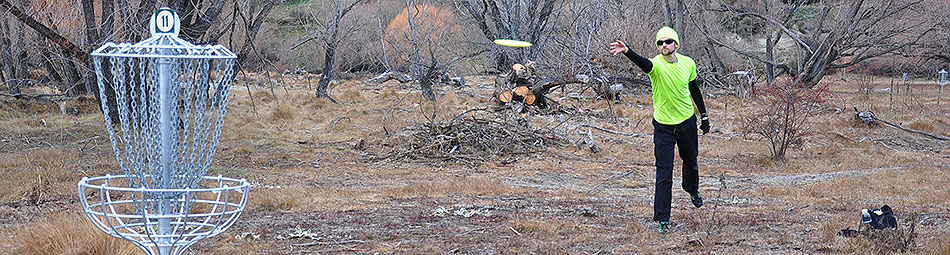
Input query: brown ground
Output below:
<box><xmin>0</xmin><ymin>73</ymin><xmax>948</xmax><ymax>254</ymax></box>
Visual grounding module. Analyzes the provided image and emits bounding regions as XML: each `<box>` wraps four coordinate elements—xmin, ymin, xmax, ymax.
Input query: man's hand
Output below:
<box><xmin>700</xmin><ymin>113</ymin><xmax>710</xmax><ymax>135</ymax></box>
<box><xmin>609</xmin><ymin>40</ymin><xmax>628</xmax><ymax>55</ymax></box>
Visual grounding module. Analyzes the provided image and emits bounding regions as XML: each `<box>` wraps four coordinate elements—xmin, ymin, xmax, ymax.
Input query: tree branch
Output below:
<box><xmin>0</xmin><ymin>0</ymin><xmax>87</xmax><ymax>63</ymax></box>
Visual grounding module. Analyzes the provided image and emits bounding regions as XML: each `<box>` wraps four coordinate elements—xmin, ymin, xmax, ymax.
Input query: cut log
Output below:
<box><xmin>525</xmin><ymin>93</ymin><xmax>536</xmax><ymax>105</ymax></box>
<box><xmin>513</xmin><ymin>86</ymin><xmax>529</xmax><ymax>97</ymax></box>
<box><xmin>499</xmin><ymin>91</ymin><xmax>513</xmax><ymax>103</ymax></box>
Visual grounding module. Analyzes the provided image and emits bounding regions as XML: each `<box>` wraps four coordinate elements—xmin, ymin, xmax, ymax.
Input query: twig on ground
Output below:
<box><xmin>292</xmin><ymin>239</ymin><xmax>366</xmax><ymax>247</ymax></box>
<box><xmin>509</xmin><ymin>226</ymin><xmax>522</xmax><ymax>236</ymax></box>
<box><xmin>576</xmin><ymin>123</ymin><xmax>649</xmax><ymax>138</ymax></box>
<box><xmin>330</xmin><ymin>117</ymin><xmax>350</xmax><ymax>130</ymax></box>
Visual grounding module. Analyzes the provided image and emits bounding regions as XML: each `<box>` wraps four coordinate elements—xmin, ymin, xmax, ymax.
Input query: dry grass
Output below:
<box><xmin>249</xmin><ymin>187</ymin><xmax>300</xmax><ymax>211</ymax></box>
<box><xmin>907</xmin><ymin>120</ymin><xmax>935</xmax><ymax>133</ymax></box>
<box><xmin>0</xmin><ymin>149</ymin><xmax>89</xmax><ymax>204</ymax></box>
<box><xmin>9</xmin><ymin>213</ymin><xmax>140</xmax><ymax>255</ymax></box>
<box><xmin>0</xmin><ymin>74</ymin><xmax>948</xmax><ymax>254</ymax></box>
<box><xmin>270</xmin><ymin>103</ymin><xmax>295</xmax><ymax>120</ymax></box>
<box><xmin>383</xmin><ymin>176</ymin><xmax>515</xmax><ymax>199</ymax></box>
<box><xmin>819</xmin><ymin>215</ymin><xmax>849</xmax><ymax>244</ymax></box>
<box><xmin>935</xmin><ymin>233</ymin><xmax>950</xmax><ymax>255</ymax></box>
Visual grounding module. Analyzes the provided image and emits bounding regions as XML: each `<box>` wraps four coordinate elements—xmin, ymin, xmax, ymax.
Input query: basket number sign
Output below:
<box><xmin>150</xmin><ymin>8</ymin><xmax>180</xmax><ymax>37</ymax></box>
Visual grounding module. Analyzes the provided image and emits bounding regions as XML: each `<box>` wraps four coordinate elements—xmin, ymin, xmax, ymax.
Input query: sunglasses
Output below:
<box><xmin>656</xmin><ymin>39</ymin><xmax>676</xmax><ymax>46</ymax></box>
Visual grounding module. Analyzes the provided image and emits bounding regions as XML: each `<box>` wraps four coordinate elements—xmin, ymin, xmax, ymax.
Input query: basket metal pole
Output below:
<box><xmin>158</xmin><ymin>56</ymin><xmax>173</xmax><ymax>255</ymax></box>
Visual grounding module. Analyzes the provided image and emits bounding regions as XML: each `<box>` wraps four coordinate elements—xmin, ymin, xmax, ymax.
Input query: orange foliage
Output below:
<box><xmin>384</xmin><ymin>4</ymin><xmax>459</xmax><ymax>42</ymax></box>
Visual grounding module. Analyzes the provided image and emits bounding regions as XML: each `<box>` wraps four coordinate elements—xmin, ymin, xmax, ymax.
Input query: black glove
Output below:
<box><xmin>699</xmin><ymin>113</ymin><xmax>710</xmax><ymax>135</ymax></box>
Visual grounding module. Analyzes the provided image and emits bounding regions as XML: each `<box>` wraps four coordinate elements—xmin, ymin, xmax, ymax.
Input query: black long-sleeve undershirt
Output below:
<box><xmin>688</xmin><ymin>79</ymin><xmax>707</xmax><ymax>116</ymax></box>
<box><xmin>623</xmin><ymin>49</ymin><xmax>653</xmax><ymax>73</ymax></box>
<box><xmin>623</xmin><ymin>48</ymin><xmax>706</xmax><ymax>115</ymax></box>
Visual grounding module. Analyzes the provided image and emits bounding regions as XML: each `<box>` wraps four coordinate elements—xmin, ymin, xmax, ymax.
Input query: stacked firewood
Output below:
<box><xmin>493</xmin><ymin>62</ymin><xmax>553</xmax><ymax>111</ymax></box>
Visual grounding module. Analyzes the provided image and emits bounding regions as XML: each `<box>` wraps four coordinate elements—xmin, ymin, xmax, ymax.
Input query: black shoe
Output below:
<box><xmin>690</xmin><ymin>192</ymin><xmax>703</xmax><ymax>208</ymax></box>
<box><xmin>658</xmin><ymin>221</ymin><xmax>670</xmax><ymax>234</ymax></box>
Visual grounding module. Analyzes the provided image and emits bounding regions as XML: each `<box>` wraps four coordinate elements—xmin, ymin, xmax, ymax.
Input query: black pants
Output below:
<box><xmin>652</xmin><ymin>115</ymin><xmax>699</xmax><ymax>222</ymax></box>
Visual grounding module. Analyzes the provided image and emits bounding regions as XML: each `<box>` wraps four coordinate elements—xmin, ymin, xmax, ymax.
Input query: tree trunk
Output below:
<box><xmin>101</xmin><ymin>0</ymin><xmax>115</xmax><ymax>42</ymax></box>
<box><xmin>311</xmin><ymin>0</ymin><xmax>364</xmax><ymax>101</ymax></box>
<box><xmin>662</xmin><ymin>0</ymin><xmax>674</xmax><ymax>27</ymax></box>
<box><xmin>675</xmin><ymin>0</ymin><xmax>685</xmax><ymax>42</ymax></box>
<box><xmin>81</xmin><ymin>0</ymin><xmax>100</xmax><ymax>96</ymax></box>
<box><xmin>765</xmin><ymin>34</ymin><xmax>775</xmax><ymax>85</ymax></box>
<box><xmin>81</xmin><ymin>0</ymin><xmax>100</xmax><ymax>49</ymax></box>
<box><xmin>61</xmin><ymin>49</ymin><xmax>82</xmax><ymax>94</ymax></box>
<box><xmin>181</xmin><ymin>0</ymin><xmax>225</xmax><ymax>42</ymax></box>
<box><xmin>405</xmin><ymin>0</ymin><xmax>436</xmax><ymax>101</ymax></box>
<box><xmin>375</xmin><ymin>0</ymin><xmax>391</xmax><ymax>70</ymax></box>
<box><xmin>420</xmin><ymin>63</ymin><xmax>436</xmax><ymax>101</ymax></box>
<box><xmin>81</xmin><ymin>0</ymin><xmax>120</xmax><ymax>122</ymax></box>
<box><xmin>0</xmin><ymin>61</ymin><xmax>5</xmax><ymax>86</ymax></box>
<box><xmin>315</xmin><ymin>0</ymin><xmax>347</xmax><ymax>102</ymax></box>
<box><xmin>795</xmin><ymin>34</ymin><xmax>835</xmax><ymax>87</ymax></box>
<box><xmin>703</xmin><ymin>39</ymin><xmax>726</xmax><ymax>74</ymax></box>
<box><xmin>40</xmin><ymin>47</ymin><xmax>63</xmax><ymax>84</ymax></box>
<box><xmin>13</xmin><ymin>50</ymin><xmax>28</xmax><ymax>93</ymax></box>
<box><xmin>316</xmin><ymin>45</ymin><xmax>337</xmax><ymax>102</ymax></box>
<box><xmin>0</xmin><ymin>19</ymin><xmax>15</xmax><ymax>92</ymax></box>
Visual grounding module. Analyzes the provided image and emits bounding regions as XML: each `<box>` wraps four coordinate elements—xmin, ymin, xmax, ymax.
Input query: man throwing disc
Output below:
<box><xmin>609</xmin><ymin>27</ymin><xmax>709</xmax><ymax>234</ymax></box>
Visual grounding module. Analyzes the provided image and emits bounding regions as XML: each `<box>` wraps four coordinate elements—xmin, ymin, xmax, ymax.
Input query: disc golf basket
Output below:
<box><xmin>939</xmin><ymin>69</ymin><xmax>947</xmax><ymax>106</ymax></box>
<box><xmin>78</xmin><ymin>8</ymin><xmax>248</xmax><ymax>255</ymax></box>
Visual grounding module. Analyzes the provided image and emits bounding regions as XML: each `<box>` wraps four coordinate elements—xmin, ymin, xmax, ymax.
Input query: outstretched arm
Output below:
<box><xmin>609</xmin><ymin>40</ymin><xmax>652</xmax><ymax>73</ymax></box>
<box><xmin>688</xmin><ymin>78</ymin><xmax>710</xmax><ymax>134</ymax></box>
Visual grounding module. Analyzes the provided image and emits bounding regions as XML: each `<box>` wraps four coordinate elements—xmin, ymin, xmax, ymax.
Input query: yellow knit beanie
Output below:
<box><xmin>656</xmin><ymin>26</ymin><xmax>680</xmax><ymax>46</ymax></box>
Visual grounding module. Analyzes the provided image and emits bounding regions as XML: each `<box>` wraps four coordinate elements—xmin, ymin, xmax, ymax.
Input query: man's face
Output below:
<box><xmin>657</xmin><ymin>37</ymin><xmax>677</xmax><ymax>56</ymax></box>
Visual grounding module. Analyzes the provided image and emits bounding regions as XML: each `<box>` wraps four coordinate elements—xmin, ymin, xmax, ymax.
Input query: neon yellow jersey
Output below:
<box><xmin>647</xmin><ymin>53</ymin><xmax>698</xmax><ymax>125</ymax></box>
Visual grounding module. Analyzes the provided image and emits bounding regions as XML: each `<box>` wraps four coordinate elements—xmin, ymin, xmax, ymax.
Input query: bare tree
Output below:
<box><xmin>1</xmin><ymin>0</ymin><xmax>240</xmax><ymax>93</ymax></box>
<box><xmin>455</xmin><ymin>0</ymin><xmax>558</xmax><ymax>72</ymax></box>
<box><xmin>0</xmin><ymin>0</ymin><xmax>88</xmax><ymax>67</ymax></box>
<box><xmin>402</xmin><ymin>1</ymin><xmax>447</xmax><ymax>101</ymax></box>
<box><xmin>372</xmin><ymin>2</ymin><xmax>472</xmax><ymax>101</ymax></box>
<box><xmin>233</xmin><ymin>0</ymin><xmax>279</xmax><ymax>67</ymax></box>
<box><xmin>293</xmin><ymin>0</ymin><xmax>366</xmax><ymax>102</ymax></box>
<box><xmin>548</xmin><ymin>0</ymin><xmax>613</xmax><ymax>81</ymax></box>
<box><xmin>699</xmin><ymin>0</ymin><xmax>944</xmax><ymax>87</ymax></box>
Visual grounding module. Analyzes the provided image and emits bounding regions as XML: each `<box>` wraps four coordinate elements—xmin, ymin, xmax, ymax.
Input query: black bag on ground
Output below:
<box><xmin>868</xmin><ymin>204</ymin><xmax>897</xmax><ymax>229</ymax></box>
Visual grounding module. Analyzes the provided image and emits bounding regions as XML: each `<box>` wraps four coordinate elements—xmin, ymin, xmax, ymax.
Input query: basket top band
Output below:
<box><xmin>91</xmin><ymin>35</ymin><xmax>237</xmax><ymax>59</ymax></box>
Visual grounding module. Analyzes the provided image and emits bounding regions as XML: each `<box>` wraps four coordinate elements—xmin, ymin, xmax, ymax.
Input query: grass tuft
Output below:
<box><xmin>271</xmin><ymin>104</ymin><xmax>295</xmax><ymax>120</ymax></box>
<box><xmin>12</xmin><ymin>213</ymin><xmax>140</xmax><ymax>255</ymax></box>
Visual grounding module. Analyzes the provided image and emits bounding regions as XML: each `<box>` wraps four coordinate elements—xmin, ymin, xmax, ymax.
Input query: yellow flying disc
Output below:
<box><xmin>494</xmin><ymin>39</ymin><xmax>533</xmax><ymax>48</ymax></box>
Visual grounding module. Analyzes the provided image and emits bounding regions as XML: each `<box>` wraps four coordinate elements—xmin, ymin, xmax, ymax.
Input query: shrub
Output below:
<box><xmin>741</xmin><ymin>80</ymin><xmax>827</xmax><ymax>160</ymax></box>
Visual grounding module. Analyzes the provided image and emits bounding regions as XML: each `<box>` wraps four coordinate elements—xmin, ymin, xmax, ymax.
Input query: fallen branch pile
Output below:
<box><xmin>366</xmin><ymin>116</ymin><xmax>570</xmax><ymax>165</ymax></box>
